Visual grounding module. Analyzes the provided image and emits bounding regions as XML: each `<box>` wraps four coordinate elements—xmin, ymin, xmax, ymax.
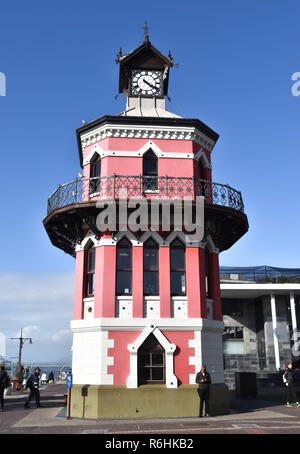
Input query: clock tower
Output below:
<box><xmin>43</xmin><ymin>31</ymin><xmax>248</xmax><ymax>419</ymax></box>
<box><xmin>116</xmin><ymin>31</ymin><xmax>178</xmax><ymax>118</ymax></box>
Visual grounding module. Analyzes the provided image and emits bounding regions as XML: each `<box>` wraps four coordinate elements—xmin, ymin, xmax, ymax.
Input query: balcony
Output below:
<box><xmin>47</xmin><ymin>175</ymin><xmax>245</xmax><ymax>216</ymax></box>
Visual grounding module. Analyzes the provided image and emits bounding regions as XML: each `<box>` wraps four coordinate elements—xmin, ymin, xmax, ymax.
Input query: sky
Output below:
<box><xmin>0</xmin><ymin>0</ymin><xmax>299</xmax><ymax>362</ymax></box>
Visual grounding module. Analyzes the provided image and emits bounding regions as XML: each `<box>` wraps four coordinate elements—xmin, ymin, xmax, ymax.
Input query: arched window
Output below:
<box><xmin>116</xmin><ymin>238</ymin><xmax>132</xmax><ymax>295</ymax></box>
<box><xmin>138</xmin><ymin>333</ymin><xmax>165</xmax><ymax>385</ymax></box>
<box><xmin>170</xmin><ymin>239</ymin><xmax>186</xmax><ymax>296</ymax></box>
<box><xmin>143</xmin><ymin>150</ymin><xmax>158</xmax><ymax>191</ymax></box>
<box><xmin>90</xmin><ymin>155</ymin><xmax>101</xmax><ymax>193</ymax></box>
<box><xmin>86</xmin><ymin>246</ymin><xmax>95</xmax><ymax>296</ymax></box>
<box><xmin>143</xmin><ymin>238</ymin><xmax>159</xmax><ymax>295</ymax></box>
<box><xmin>205</xmin><ymin>247</ymin><xmax>211</xmax><ymax>298</ymax></box>
<box><xmin>198</xmin><ymin>158</ymin><xmax>205</xmax><ymax>180</ymax></box>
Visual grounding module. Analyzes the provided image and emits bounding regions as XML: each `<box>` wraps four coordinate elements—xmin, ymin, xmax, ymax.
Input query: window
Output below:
<box><xmin>198</xmin><ymin>159</ymin><xmax>205</xmax><ymax>180</ymax></box>
<box><xmin>86</xmin><ymin>246</ymin><xmax>95</xmax><ymax>296</ymax></box>
<box><xmin>223</xmin><ymin>326</ymin><xmax>244</xmax><ymax>355</ymax></box>
<box><xmin>143</xmin><ymin>150</ymin><xmax>158</xmax><ymax>191</ymax></box>
<box><xmin>90</xmin><ymin>155</ymin><xmax>101</xmax><ymax>193</ymax></box>
<box><xmin>138</xmin><ymin>334</ymin><xmax>165</xmax><ymax>385</ymax></box>
<box><xmin>116</xmin><ymin>238</ymin><xmax>132</xmax><ymax>295</ymax></box>
<box><xmin>205</xmin><ymin>248</ymin><xmax>211</xmax><ymax>298</ymax></box>
<box><xmin>170</xmin><ymin>239</ymin><xmax>186</xmax><ymax>296</ymax></box>
<box><xmin>222</xmin><ymin>299</ymin><xmax>244</xmax><ymax>317</ymax></box>
<box><xmin>143</xmin><ymin>238</ymin><xmax>159</xmax><ymax>295</ymax></box>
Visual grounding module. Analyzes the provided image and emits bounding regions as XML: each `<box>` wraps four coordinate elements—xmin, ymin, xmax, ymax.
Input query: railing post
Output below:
<box><xmin>75</xmin><ymin>178</ymin><xmax>78</xmax><ymax>202</ymax></box>
<box><xmin>226</xmin><ymin>184</ymin><xmax>230</xmax><ymax>207</ymax></box>
<box><xmin>166</xmin><ymin>175</ymin><xmax>168</xmax><ymax>198</ymax></box>
<box><xmin>113</xmin><ymin>174</ymin><xmax>116</xmax><ymax>199</ymax></box>
<box><xmin>139</xmin><ymin>174</ymin><xmax>142</xmax><ymax>197</ymax></box>
<box><xmin>192</xmin><ymin>176</ymin><xmax>195</xmax><ymax>199</ymax></box>
<box><xmin>57</xmin><ymin>184</ymin><xmax>61</xmax><ymax>208</ymax></box>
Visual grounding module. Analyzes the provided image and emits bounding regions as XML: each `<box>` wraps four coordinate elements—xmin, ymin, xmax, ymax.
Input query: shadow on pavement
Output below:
<box><xmin>229</xmin><ymin>390</ymin><xmax>282</xmax><ymax>414</ymax></box>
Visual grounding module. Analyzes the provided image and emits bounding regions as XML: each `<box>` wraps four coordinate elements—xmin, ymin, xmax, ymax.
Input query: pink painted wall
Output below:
<box><xmin>163</xmin><ymin>331</ymin><xmax>195</xmax><ymax>385</ymax></box>
<box><xmin>185</xmin><ymin>248</ymin><xmax>207</xmax><ymax>318</ymax></box>
<box><xmin>107</xmin><ymin>330</ymin><xmax>195</xmax><ymax>386</ymax></box>
<box><xmin>186</xmin><ymin>248</ymin><xmax>201</xmax><ymax>318</ymax></box>
<box><xmin>83</xmin><ymin>137</ymin><xmax>194</xmax><ymax>157</ymax></box>
<box><xmin>199</xmin><ymin>248</ymin><xmax>208</xmax><ymax>318</ymax></box>
<box><xmin>94</xmin><ymin>244</ymin><xmax>116</xmax><ymax>318</ymax></box>
<box><xmin>158</xmin><ymin>158</ymin><xmax>194</xmax><ymax>178</ymax></box>
<box><xmin>73</xmin><ymin>249</ymin><xmax>86</xmax><ymax>320</ymax></box>
<box><xmin>159</xmin><ymin>247</ymin><xmax>171</xmax><ymax>318</ymax></box>
<box><xmin>132</xmin><ymin>247</ymin><xmax>143</xmax><ymax>318</ymax></box>
<box><xmin>108</xmin><ymin>331</ymin><xmax>142</xmax><ymax>385</ymax></box>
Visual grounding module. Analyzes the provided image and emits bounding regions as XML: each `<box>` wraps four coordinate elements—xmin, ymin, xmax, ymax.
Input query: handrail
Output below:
<box><xmin>46</xmin><ymin>175</ymin><xmax>245</xmax><ymax>215</ymax></box>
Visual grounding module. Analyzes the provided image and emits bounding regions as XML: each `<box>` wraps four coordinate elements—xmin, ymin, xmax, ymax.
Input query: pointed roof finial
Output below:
<box><xmin>142</xmin><ymin>21</ymin><xmax>150</xmax><ymax>42</ymax></box>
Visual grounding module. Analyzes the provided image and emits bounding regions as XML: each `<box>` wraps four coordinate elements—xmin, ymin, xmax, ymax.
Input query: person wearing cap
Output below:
<box><xmin>24</xmin><ymin>367</ymin><xmax>42</xmax><ymax>409</ymax></box>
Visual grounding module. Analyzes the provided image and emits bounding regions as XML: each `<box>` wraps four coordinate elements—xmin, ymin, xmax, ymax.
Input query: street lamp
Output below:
<box><xmin>11</xmin><ymin>328</ymin><xmax>33</xmax><ymax>377</ymax></box>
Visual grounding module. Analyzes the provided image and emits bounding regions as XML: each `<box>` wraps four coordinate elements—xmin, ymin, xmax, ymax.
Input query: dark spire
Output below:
<box><xmin>142</xmin><ymin>21</ymin><xmax>150</xmax><ymax>43</ymax></box>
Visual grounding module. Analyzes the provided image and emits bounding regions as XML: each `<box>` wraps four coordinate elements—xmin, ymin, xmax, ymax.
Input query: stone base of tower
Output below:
<box><xmin>69</xmin><ymin>384</ymin><xmax>229</xmax><ymax>419</ymax></box>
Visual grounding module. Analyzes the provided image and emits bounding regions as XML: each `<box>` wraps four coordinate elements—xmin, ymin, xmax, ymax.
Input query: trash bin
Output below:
<box><xmin>235</xmin><ymin>372</ymin><xmax>257</xmax><ymax>398</ymax></box>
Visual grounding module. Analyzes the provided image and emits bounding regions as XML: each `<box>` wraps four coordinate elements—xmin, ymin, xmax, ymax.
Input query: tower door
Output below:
<box><xmin>138</xmin><ymin>333</ymin><xmax>166</xmax><ymax>385</ymax></box>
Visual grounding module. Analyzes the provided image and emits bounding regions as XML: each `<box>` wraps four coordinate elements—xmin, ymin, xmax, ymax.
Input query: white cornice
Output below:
<box><xmin>80</xmin><ymin>123</ymin><xmax>216</xmax><ymax>155</ymax></box>
<box><xmin>70</xmin><ymin>317</ymin><xmax>224</xmax><ymax>333</ymax></box>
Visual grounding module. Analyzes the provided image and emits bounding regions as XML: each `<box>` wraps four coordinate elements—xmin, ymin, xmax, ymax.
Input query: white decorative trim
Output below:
<box><xmin>83</xmin><ymin>297</ymin><xmax>94</xmax><ymax>320</ymax></box>
<box><xmin>115</xmin><ymin>231</ymin><xmax>142</xmax><ymax>246</ymax></box>
<box><xmin>127</xmin><ymin>322</ymin><xmax>178</xmax><ymax>389</ymax></box>
<box><xmin>98</xmin><ymin>237</ymin><xmax>116</xmax><ymax>246</ymax></box>
<box><xmin>75</xmin><ymin>230</ymin><xmax>100</xmax><ymax>252</ymax></box>
<box><xmin>143</xmin><ymin>296</ymin><xmax>160</xmax><ymax>318</ymax></box>
<box><xmin>85</xmin><ymin>144</ymin><xmax>102</xmax><ymax>165</ymax></box>
<box><xmin>139</xmin><ymin>230</ymin><xmax>165</xmax><ymax>246</ymax></box>
<box><xmin>188</xmin><ymin>331</ymin><xmax>202</xmax><ymax>385</ymax></box>
<box><xmin>194</xmin><ymin>148</ymin><xmax>212</xmax><ymax>169</ymax></box>
<box><xmin>71</xmin><ymin>317</ymin><xmax>224</xmax><ymax>333</ymax></box>
<box><xmin>171</xmin><ymin>296</ymin><xmax>188</xmax><ymax>319</ymax></box>
<box><xmin>116</xmin><ymin>296</ymin><xmax>133</xmax><ymax>318</ymax></box>
<box><xmin>80</xmin><ymin>124</ymin><xmax>216</xmax><ymax>158</ymax></box>
<box><xmin>83</xmin><ymin>144</ymin><xmax>211</xmax><ymax>165</ymax></box>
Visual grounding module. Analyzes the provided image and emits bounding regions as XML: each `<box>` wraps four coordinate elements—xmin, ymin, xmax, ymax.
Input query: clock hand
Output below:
<box><xmin>143</xmin><ymin>78</ymin><xmax>158</xmax><ymax>90</ymax></box>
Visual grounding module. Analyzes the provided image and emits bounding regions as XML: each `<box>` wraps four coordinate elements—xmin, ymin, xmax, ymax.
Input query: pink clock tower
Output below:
<box><xmin>44</xmin><ymin>34</ymin><xmax>248</xmax><ymax>419</ymax></box>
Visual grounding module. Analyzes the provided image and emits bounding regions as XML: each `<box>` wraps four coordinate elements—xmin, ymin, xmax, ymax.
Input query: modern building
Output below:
<box><xmin>220</xmin><ymin>266</ymin><xmax>300</xmax><ymax>388</ymax></box>
<box><xmin>43</xmin><ymin>33</ymin><xmax>248</xmax><ymax>418</ymax></box>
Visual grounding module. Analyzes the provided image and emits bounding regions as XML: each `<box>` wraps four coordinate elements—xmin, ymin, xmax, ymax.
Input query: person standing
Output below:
<box><xmin>24</xmin><ymin>367</ymin><xmax>42</xmax><ymax>409</ymax></box>
<box><xmin>0</xmin><ymin>366</ymin><xmax>9</xmax><ymax>412</ymax></box>
<box><xmin>283</xmin><ymin>362</ymin><xmax>300</xmax><ymax>408</ymax></box>
<box><xmin>196</xmin><ymin>365</ymin><xmax>211</xmax><ymax>417</ymax></box>
<box><xmin>48</xmin><ymin>370</ymin><xmax>54</xmax><ymax>383</ymax></box>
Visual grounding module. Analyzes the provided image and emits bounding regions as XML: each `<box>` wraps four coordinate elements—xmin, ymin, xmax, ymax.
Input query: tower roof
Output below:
<box><xmin>117</xmin><ymin>37</ymin><xmax>173</xmax><ymax>95</ymax></box>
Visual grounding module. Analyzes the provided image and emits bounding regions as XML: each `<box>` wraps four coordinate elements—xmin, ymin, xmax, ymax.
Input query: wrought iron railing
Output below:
<box><xmin>47</xmin><ymin>175</ymin><xmax>244</xmax><ymax>215</ymax></box>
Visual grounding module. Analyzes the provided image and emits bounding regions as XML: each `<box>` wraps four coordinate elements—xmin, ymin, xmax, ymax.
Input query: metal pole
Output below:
<box><xmin>67</xmin><ymin>388</ymin><xmax>71</xmax><ymax>419</ymax></box>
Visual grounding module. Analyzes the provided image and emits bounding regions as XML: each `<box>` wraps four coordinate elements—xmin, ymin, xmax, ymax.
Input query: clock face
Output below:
<box><xmin>131</xmin><ymin>70</ymin><xmax>162</xmax><ymax>96</ymax></box>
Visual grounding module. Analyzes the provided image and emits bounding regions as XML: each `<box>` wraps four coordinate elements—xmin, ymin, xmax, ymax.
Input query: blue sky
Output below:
<box><xmin>0</xmin><ymin>0</ymin><xmax>299</xmax><ymax>361</ymax></box>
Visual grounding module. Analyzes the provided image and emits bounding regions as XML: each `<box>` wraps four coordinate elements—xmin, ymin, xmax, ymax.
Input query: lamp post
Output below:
<box><xmin>11</xmin><ymin>329</ymin><xmax>32</xmax><ymax>388</ymax></box>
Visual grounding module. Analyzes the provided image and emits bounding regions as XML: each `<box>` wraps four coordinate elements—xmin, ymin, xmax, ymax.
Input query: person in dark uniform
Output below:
<box><xmin>196</xmin><ymin>365</ymin><xmax>211</xmax><ymax>417</ymax></box>
<box><xmin>24</xmin><ymin>367</ymin><xmax>41</xmax><ymax>408</ymax></box>
<box><xmin>283</xmin><ymin>362</ymin><xmax>300</xmax><ymax>408</ymax></box>
<box><xmin>0</xmin><ymin>366</ymin><xmax>9</xmax><ymax>412</ymax></box>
